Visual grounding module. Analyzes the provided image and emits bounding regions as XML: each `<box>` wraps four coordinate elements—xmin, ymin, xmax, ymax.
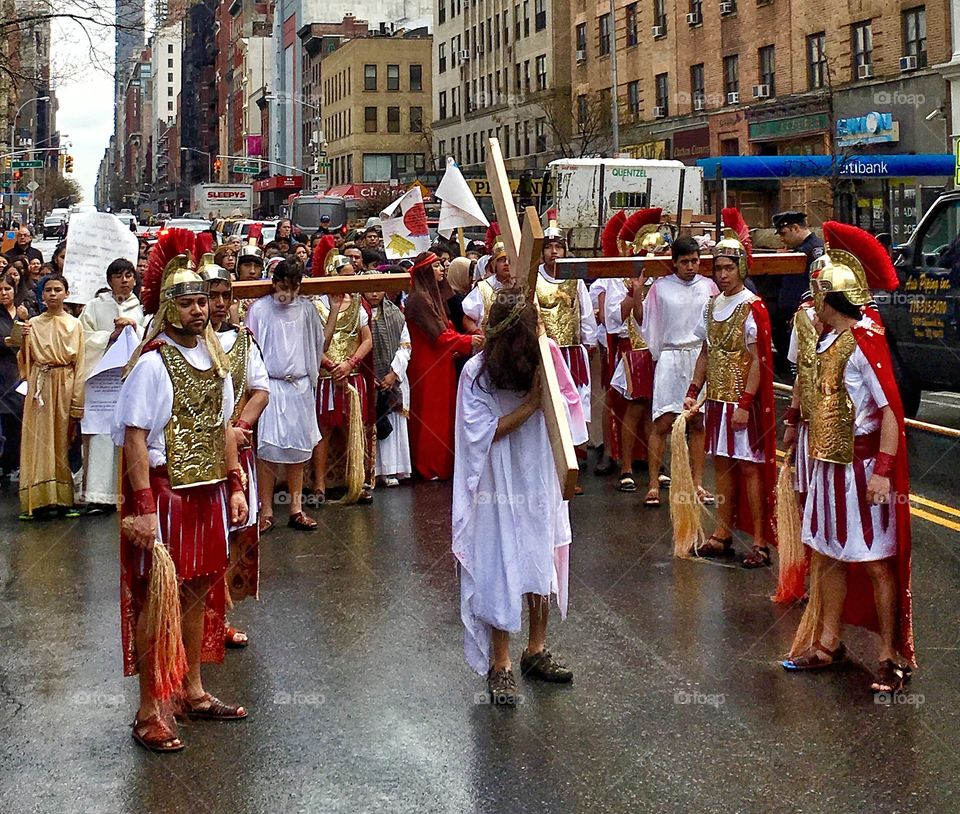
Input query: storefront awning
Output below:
<box><xmin>697</xmin><ymin>154</ymin><xmax>954</xmax><ymax>179</ymax></box>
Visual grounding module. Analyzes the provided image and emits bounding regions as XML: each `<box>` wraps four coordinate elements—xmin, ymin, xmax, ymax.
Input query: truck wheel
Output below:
<box><xmin>891</xmin><ymin>349</ymin><xmax>921</xmax><ymax>418</ymax></box>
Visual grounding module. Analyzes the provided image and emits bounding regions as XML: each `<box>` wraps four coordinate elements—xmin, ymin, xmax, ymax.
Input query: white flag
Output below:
<box><xmin>380</xmin><ymin>186</ymin><xmax>432</xmax><ymax>259</ymax></box>
<box><xmin>435</xmin><ymin>156</ymin><xmax>489</xmax><ymax>238</ymax></box>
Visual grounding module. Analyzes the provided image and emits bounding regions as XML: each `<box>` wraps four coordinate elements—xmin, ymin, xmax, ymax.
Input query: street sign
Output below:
<box><xmin>26</xmin><ymin>180</ymin><xmax>39</xmax><ymax>192</ymax></box>
<box><xmin>234</xmin><ymin>165</ymin><xmax>259</xmax><ymax>175</ymax></box>
<box><xmin>12</xmin><ymin>160</ymin><xmax>43</xmax><ymax>169</ymax></box>
<box><xmin>317</xmin><ymin>151</ymin><xmax>327</xmax><ymax>158</ymax></box>
<box><xmin>319</xmin><ymin>161</ymin><xmax>332</xmax><ymax>168</ymax></box>
<box><xmin>18</xmin><ymin>193</ymin><xmax>31</xmax><ymax>203</ymax></box>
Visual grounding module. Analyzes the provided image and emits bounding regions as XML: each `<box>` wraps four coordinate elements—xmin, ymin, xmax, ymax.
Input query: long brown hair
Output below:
<box><xmin>405</xmin><ymin>251</ymin><xmax>448</xmax><ymax>341</ymax></box>
<box><xmin>479</xmin><ymin>289</ymin><xmax>540</xmax><ymax>392</ymax></box>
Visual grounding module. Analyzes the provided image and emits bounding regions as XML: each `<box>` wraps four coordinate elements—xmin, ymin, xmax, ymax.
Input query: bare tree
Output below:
<box><xmin>538</xmin><ymin>91</ymin><xmax>612</xmax><ymax>159</ymax></box>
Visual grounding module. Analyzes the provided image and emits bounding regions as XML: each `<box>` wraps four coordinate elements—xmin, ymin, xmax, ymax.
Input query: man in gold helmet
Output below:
<box><xmin>462</xmin><ymin>236</ymin><xmax>516</xmax><ymax>333</ymax></box>
<box><xmin>114</xmin><ymin>230</ymin><xmax>250</xmax><ymax>752</ymax></box>
<box><xmin>782</xmin><ymin>221</ymin><xmax>915</xmax><ymax>696</ymax></box>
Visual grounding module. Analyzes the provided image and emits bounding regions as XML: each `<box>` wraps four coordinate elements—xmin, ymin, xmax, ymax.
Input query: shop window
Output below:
<box><xmin>902</xmin><ymin>6</ymin><xmax>927</xmax><ymax>67</ymax></box>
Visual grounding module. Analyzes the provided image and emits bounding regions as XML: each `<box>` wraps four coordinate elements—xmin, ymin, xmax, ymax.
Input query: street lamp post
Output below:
<box><xmin>6</xmin><ymin>95</ymin><xmax>49</xmax><ymax>217</ymax></box>
<box><xmin>264</xmin><ymin>94</ymin><xmax>321</xmax><ymax>189</ymax></box>
<box><xmin>180</xmin><ymin>146</ymin><xmax>213</xmax><ymax>184</ymax></box>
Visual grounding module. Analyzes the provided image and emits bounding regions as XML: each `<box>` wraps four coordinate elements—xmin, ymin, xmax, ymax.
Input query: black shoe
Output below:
<box><xmin>357</xmin><ymin>487</ymin><xmax>374</xmax><ymax>504</ymax></box>
<box><xmin>594</xmin><ymin>458</ymin><xmax>617</xmax><ymax>476</ymax></box>
<box><xmin>486</xmin><ymin>666</ymin><xmax>518</xmax><ymax>706</ymax></box>
<box><xmin>520</xmin><ymin>648</ymin><xmax>573</xmax><ymax>683</ymax></box>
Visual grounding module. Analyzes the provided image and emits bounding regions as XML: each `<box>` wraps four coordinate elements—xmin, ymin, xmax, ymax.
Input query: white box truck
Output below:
<box><xmin>191</xmin><ymin>184</ymin><xmax>254</xmax><ymax>219</ymax></box>
<box><xmin>546</xmin><ymin>158</ymin><xmax>704</xmax><ymax>255</ymax></box>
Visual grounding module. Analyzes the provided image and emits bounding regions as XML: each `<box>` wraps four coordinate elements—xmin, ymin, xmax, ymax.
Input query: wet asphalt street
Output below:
<box><xmin>2</xmin><ymin>417</ymin><xmax>960</xmax><ymax>814</ymax></box>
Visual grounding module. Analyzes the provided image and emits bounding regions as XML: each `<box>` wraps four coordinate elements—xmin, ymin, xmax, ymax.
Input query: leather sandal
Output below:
<box><xmin>617</xmin><ymin>474</ymin><xmax>637</xmax><ymax>492</ymax></box>
<box><xmin>258</xmin><ymin>515</ymin><xmax>275</xmax><ymax>534</ymax></box>
<box><xmin>693</xmin><ymin>535</ymin><xmax>733</xmax><ymax>558</ymax></box>
<box><xmin>870</xmin><ymin>659</ymin><xmax>911</xmax><ymax>694</ymax></box>
<box><xmin>224</xmin><ymin>625</ymin><xmax>249</xmax><ymax>649</ymax></box>
<box><xmin>132</xmin><ymin>714</ymin><xmax>184</xmax><ymax>752</ymax></box>
<box><xmin>186</xmin><ymin>692</ymin><xmax>248</xmax><ymax>721</ymax></box>
<box><xmin>643</xmin><ymin>488</ymin><xmax>661</xmax><ymax>507</ymax></box>
<box><xmin>287</xmin><ymin>511</ymin><xmax>318</xmax><ymax>531</ymax></box>
<box><xmin>696</xmin><ymin>487</ymin><xmax>716</xmax><ymax>505</ymax></box>
<box><xmin>782</xmin><ymin>641</ymin><xmax>846</xmax><ymax>671</ymax></box>
<box><xmin>741</xmin><ymin>545</ymin><xmax>772</xmax><ymax>569</ymax></box>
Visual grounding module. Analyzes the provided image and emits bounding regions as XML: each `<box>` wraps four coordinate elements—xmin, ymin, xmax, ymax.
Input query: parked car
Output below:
<box><xmin>42</xmin><ymin>214</ymin><xmax>66</xmax><ymax>240</ymax></box>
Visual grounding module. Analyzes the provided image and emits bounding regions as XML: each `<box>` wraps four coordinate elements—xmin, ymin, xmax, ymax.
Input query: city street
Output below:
<box><xmin>1</xmin><ymin>416</ymin><xmax>959</xmax><ymax>813</ymax></box>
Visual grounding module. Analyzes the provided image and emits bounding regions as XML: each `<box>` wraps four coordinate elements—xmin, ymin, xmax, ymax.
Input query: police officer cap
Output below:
<box><xmin>772</xmin><ymin>211</ymin><xmax>807</xmax><ymax>230</ymax></box>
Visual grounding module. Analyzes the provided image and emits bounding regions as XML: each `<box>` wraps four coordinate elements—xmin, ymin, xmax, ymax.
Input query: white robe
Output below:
<box><xmin>376</xmin><ymin>323</ymin><xmax>412</xmax><ymax>479</ymax></box>
<box><xmin>461</xmin><ymin>275</ymin><xmax>506</xmax><ymax>327</ymax></box>
<box><xmin>79</xmin><ymin>291</ymin><xmax>146</xmax><ymax>504</ymax></box>
<box><xmin>244</xmin><ymin>295</ymin><xmax>325</xmax><ymax>464</ymax></box>
<box><xmin>452</xmin><ymin>348</ymin><xmax>586</xmax><ymax>675</ymax></box>
<box><xmin>641</xmin><ymin>273</ymin><xmax>719</xmax><ymax>419</ymax></box>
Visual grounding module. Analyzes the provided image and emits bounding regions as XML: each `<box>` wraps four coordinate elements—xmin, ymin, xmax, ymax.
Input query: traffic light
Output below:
<box><xmin>2</xmin><ymin>157</ymin><xmax>9</xmax><ymax>170</ymax></box>
<box><xmin>12</xmin><ymin>170</ymin><xmax>21</xmax><ymax>182</ymax></box>
<box><xmin>58</xmin><ymin>152</ymin><xmax>65</xmax><ymax>172</ymax></box>
<box><xmin>64</xmin><ymin>155</ymin><xmax>74</xmax><ymax>173</ymax></box>
<box><xmin>213</xmin><ymin>159</ymin><xmax>222</xmax><ymax>172</ymax></box>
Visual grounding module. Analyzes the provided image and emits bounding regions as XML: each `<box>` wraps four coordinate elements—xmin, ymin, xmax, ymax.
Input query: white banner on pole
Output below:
<box><xmin>62</xmin><ymin>212</ymin><xmax>139</xmax><ymax>305</ymax></box>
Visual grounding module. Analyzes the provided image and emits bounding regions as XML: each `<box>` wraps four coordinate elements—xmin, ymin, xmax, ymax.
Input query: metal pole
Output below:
<box><xmin>609</xmin><ymin>0</ymin><xmax>620</xmax><ymax>155</ymax></box>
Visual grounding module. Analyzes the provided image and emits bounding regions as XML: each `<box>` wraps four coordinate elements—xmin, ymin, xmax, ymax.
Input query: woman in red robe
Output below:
<box><xmin>406</xmin><ymin>251</ymin><xmax>482</xmax><ymax>480</ymax></box>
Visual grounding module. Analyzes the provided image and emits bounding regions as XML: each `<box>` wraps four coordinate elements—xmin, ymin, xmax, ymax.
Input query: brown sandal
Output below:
<box><xmin>132</xmin><ymin>714</ymin><xmax>184</xmax><ymax>752</ymax></box>
<box><xmin>782</xmin><ymin>641</ymin><xmax>846</xmax><ymax>671</ymax></box>
<box><xmin>870</xmin><ymin>659</ymin><xmax>911</xmax><ymax>694</ymax></box>
<box><xmin>643</xmin><ymin>488</ymin><xmax>661</xmax><ymax>507</ymax></box>
<box><xmin>741</xmin><ymin>545</ymin><xmax>771</xmax><ymax>569</ymax></box>
<box><xmin>287</xmin><ymin>511</ymin><xmax>318</xmax><ymax>530</ymax></box>
<box><xmin>693</xmin><ymin>535</ymin><xmax>733</xmax><ymax>558</ymax></box>
<box><xmin>186</xmin><ymin>692</ymin><xmax>248</xmax><ymax>721</ymax></box>
<box><xmin>225</xmin><ymin>625</ymin><xmax>249</xmax><ymax>648</ymax></box>
<box><xmin>258</xmin><ymin>515</ymin><xmax>275</xmax><ymax>534</ymax></box>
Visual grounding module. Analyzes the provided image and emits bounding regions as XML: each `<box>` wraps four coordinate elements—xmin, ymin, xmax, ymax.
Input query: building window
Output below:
<box><xmin>439</xmin><ymin>90</ymin><xmax>447</xmax><ymax>119</ymax></box>
<box><xmin>599</xmin><ymin>14</ymin><xmax>611</xmax><ymax>56</ymax></box>
<box><xmin>168</xmin><ymin>102</ymin><xmax>173</xmax><ymax>111</ymax></box>
<box><xmin>515</xmin><ymin>3</ymin><xmax>521</xmax><ymax>40</ymax></box>
<box><xmin>691</xmin><ymin>63</ymin><xmax>705</xmax><ymax>108</ymax></box>
<box><xmin>758</xmin><ymin>45</ymin><xmax>776</xmax><ymax>95</ymax></box>
<box><xmin>852</xmin><ymin>20</ymin><xmax>872</xmax><ymax>77</ymax></box>
<box><xmin>626</xmin><ymin>4</ymin><xmax>638</xmax><ymax>46</ymax></box>
<box><xmin>167</xmin><ymin>87</ymin><xmax>173</xmax><ymax>97</ymax></box>
<box><xmin>724</xmin><ymin>54</ymin><xmax>739</xmax><ymax>98</ymax></box>
<box><xmin>387</xmin><ymin>106</ymin><xmax>400</xmax><ymax>133</ymax></box>
<box><xmin>535</xmin><ymin>0</ymin><xmax>546</xmax><ymax>30</ymax></box>
<box><xmin>689</xmin><ymin>0</ymin><xmax>702</xmax><ymax>21</ymax></box>
<box><xmin>452</xmin><ymin>86</ymin><xmax>459</xmax><ymax>115</ymax></box>
<box><xmin>439</xmin><ymin>0</ymin><xmax>446</xmax><ymax>24</ymax></box>
<box><xmin>535</xmin><ymin>117</ymin><xmax>547</xmax><ymax>152</ymax></box>
<box><xmin>902</xmin><ymin>6</ymin><xmax>927</xmax><ymax>67</ymax></box>
<box><xmin>410</xmin><ymin>64</ymin><xmax>423</xmax><ymax>91</ymax></box>
<box><xmin>365</xmin><ymin>107</ymin><xmax>377</xmax><ymax>132</ymax></box>
<box><xmin>167</xmin><ymin>58</ymin><xmax>173</xmax><ymax>68</ymax></box>
<box><xmin>536</xmin><ymin>55</ymin><xmax>547</xmax><ymax>90</ymax></box>
<box><xmin>576</xmin><ymin>23</ymin><xmax>587</xmax><ymax>55</ymax></box>
<box><xmin>627</xmin><ymin>80</ymin><xmax>640</xmax><ymax>115</ymax></box>
<box><xmin>387</xmin><ymin>65</ymin><xmax>400</xmax><ymax>91</ymax></box>
<box><xmin>439</xmin><ymin>43</ymin><xmax>446</xmax><ymax>73</ymax></box>
<box><xmin>655</xmin><ymin>72</ymin><xmax>669</xmax><ymax>115</ymax></box>
<box><xmin>807</xmin><ymin>32</ymin><xmax>826</xmax><ymax>89</ymax></box>
<box><xmin>410</xmin><ymin>106</ymin><xmax>423</xmax><ymax>132</ymax></box>
<box><xmin>524</xmin><ymin>0</ymin><xmax>530</xmax><ymax>36</ymax></box>
<box><xmin>514</xmin><ymin>123</ymin><xmax>521</xmax><ymax>156</ymax></box>
<box><xmin>653</xmin><ymin>0</ymin><xmax>667</xmax><ymax>30</ymax></box>
<box><xmin>168</xmin><ymin>43</ymin><xmax>173</xmax><ymax>53</ymax></box>
<box><xmin>438</xmin><ymin>139</ymin><xmax>446</xmax><ymax>157</ymax></box>
<box><xmin>577</xmin><ymin>94</ymin><xmax>588</xmax><ymax>124</ymax></box>
<box><xmin>523</xmin><ymin>60</ymin><xmax>531</xmax><ymax>93</ymax></box>
<box><xmin>168</xmin><ymin>72</ymin><xmax>173</xmax><ymax>82</ymax></box>
<box><xmin>364</xmin><ymin>64</ymin><xmax>377</xmax><ymax>91</ymax></box>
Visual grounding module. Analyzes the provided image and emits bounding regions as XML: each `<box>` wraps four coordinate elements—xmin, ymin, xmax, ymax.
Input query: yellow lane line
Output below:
<box><xmin>911</xmin><ymin>508</ymin><xmax>960</xmax><ymax>533</ymax></box>
<box><xmin>910</xmin><ymin>494</ymin><xmax>960</xmax><ymax>519</ymax></box>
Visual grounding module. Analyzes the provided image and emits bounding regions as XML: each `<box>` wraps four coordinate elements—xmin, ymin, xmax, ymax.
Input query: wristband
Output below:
<box><xmin>133</xmin><ymin>488</ymin><xmax>155</xmax><ymax>516</ymax></box>
<box><xmin>737</xmin><ymin>391</ymin><xmax>755</xmax><ymax>412</ymax></box>
<box><xmin>686</xmin><ymin>382</ymin><xmax>702</xmax><ymax>400</ymax></box>
<box><xmin>783</xmin><ymin>406</ymin><xmax>801</xmax><ymax>427</ymax></box>
<box><xmin>227</xmin><ymin>468</ymin><xmax>245</xmax><ymax>495</ymax></box>
<box><xmin>321</xmin><ymin>357</ymin><xmax>336</xmax><ymax>372</ymax></box>
<box><xmin>235</xmin><ymin>419</ymin><xmax>252</xmax><ymax>432</ymax></box>
<box><xmin>873</xmin><ymin>452</ymin><xmax>895</xmax><ymax>479</ymax></box>
<box><xmin>348</xmin><ymin>354</ymin><xmax>361</xmax><ymax>370</ymax></box>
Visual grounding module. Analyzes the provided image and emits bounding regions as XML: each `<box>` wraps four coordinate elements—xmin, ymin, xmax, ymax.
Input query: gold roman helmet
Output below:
<box><xmin>327</xmin><ymin>253</ymin><xmax>353</xmax><ymax>275</ymax></box>
<box><xmin>714</xmin><ymin>231</ymin><xmax>750</xmax><ymax>280</ymax></box>
<box><xmin>491</xmin><ymin>237</ymin><xmax>508</xmax><ymax>262</ymax></box>
<box><xmin>236</xmin><ymin>238</ymin><xmax>264</xmax><ymax>266</ymax></box>
<box><xmin>543</xmin><ymin>219</ymin><xmax>566</xmax><ymax>248</ymax></box>
<box><xmin>196</xmin><ymin>252</ymin><xmax>231</xmax><ymax>288</ymax></box>
<box><xmin>809</xmin><ymin>247</ymin><xmax>870</xmax><ymax>309</ymax></box>
<box><xmin>159</xmin><ymin>254</ymin><xmax>208</xmax><ymax>329</ymax></box>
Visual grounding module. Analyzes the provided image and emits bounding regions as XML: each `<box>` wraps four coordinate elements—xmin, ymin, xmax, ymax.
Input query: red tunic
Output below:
<box><xmin>407</xmin><ymin>319</ymin><xmax>474</xmax><ymax>480</ymax></box>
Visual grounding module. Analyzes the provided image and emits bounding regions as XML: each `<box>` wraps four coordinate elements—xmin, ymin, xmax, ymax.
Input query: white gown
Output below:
<box><xmin>375</xmin><ymin>324</ymin><xmax>412</xmax><ymax>479</ymax></box>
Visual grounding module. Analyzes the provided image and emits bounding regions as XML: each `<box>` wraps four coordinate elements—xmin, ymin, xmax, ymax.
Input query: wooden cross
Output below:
<box><xmin>485</xmin><ymin>137</ymin><xmax>579</xmax><ymax>500</ymax></box>
<box><xmin>232</xmin><ymin>272</ymin><xmax>411</xmax><ymax>299</ymax></box>
<box><xmin>552</xmin><ymin>252</ymin><xmax>808</xmax><ymax>281</ymax></box>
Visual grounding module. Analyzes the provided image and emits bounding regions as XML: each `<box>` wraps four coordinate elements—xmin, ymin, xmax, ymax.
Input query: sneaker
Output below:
<box><xmin>486</xmin><ymin>666</ymin><xmax>518</xmax><ymax>706</ymax></box>
<box><xmin>384</xmin><ymin>477</ymin><xmax>400</xmax><ymax>488</ymax></box>
<box><xmin>520</xmin><ymin>648</ymin><xmax>573</xmax><ymax>683</ymax></box>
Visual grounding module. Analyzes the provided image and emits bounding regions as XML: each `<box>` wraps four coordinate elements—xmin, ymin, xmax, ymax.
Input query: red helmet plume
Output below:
<box><xmin>312</xmin><ymin>234</ymin><xmax>337</xmax><ymax>277</ymax></box>
<box><xmin>601</xmin><ymin>210</ymin><xmax>627</xmax><ymax>258</ymax></box>
<box><xmin>822</xmin><ymin>221</ymin><xmax>898</xmax><ymax>292</ymax></box>
<box><xmin>141</xmin><ymin>228</ymin><xmax>198</xmax><ymax>316</ymax></box>
<box><xmin>619</xmin><ymin>208</ymin><xmax>663</xmax><ymax>245</ymax></box>
<box><xmin>195</xmin><ymin>231</ymin><xmax>215</xmax><ymax>257</ymax></box>
<box><xmin>721</xmin><ymin>207</ymin><xmax>753</xmax><ymax>266</ymax></box>
<box><xmin>484</xmin><ymin>222</ymin><xmax>502</xmax><ymax>254</ymax></box>
<box><xmin>248</xmin><ymin>222</ymin><xmax>263</xmax><ymax>244</ymax></box>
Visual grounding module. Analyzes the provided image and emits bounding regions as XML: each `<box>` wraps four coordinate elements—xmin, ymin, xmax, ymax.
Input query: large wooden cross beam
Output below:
<box><xmin>485</xmin><ymin>137</ymin><xmax>579</xmax><ymax>500</ymax></box>
<box><xmin>552</xmin><ymin>252</ymin><xmax>808</xmax><ymax>280</ymax></box>
<box><xmin>232</xmin><ymin>272</ymin><xmax>411</xmax><ymax>299</ymax></box>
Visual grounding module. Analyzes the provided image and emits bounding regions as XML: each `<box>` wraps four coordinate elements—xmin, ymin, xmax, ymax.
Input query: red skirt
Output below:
<box><xmin>619</xmin><ymin>348</ymin><xmax>654</xmax><ymax>401</ymax></box>
<box><xmin>228</xmin><ymin>446</ymin><xmax>259</xmax><ymax>602</ymax></box>
<box><xmin>317</xmin><ymin>373</ymin><xmax>371</xmax><ymax>429</ymax></box>
<box><xmin>560</xmin><ymin>345</ymin><xmax>589</xmax><ymax>388</ymax></box>
<box><xmin>704</xmin><ymin>400</ymin><xmax>766</xmax><ymax>463</ymax></box>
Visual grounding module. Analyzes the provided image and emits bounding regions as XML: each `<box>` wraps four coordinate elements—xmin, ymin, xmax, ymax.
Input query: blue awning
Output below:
<box><xmin>697</xmin><ymin>154</ymin><xmax>955</xmax><ymax>179</ymax></box>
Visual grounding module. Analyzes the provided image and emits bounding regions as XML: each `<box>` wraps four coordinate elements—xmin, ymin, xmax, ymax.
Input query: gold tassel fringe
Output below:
<box><xmin>145</xmin><ymin>542</ymin><xmax>188</xmax><ymax>700</ymax></box>
<box><xmin>338</xmin><ymin>383</ymin><xmax>365</xmax><ymax>505</ymax></box>
<box><xmin>788</xmin><ymin>552</ymin><xmax>825</xmax><ymax>658</ymax></box>
<box><xmin>669</xmin><ymin>407</ymin><xmax>704</xmax><ymax>558</ymax></box>
<box><xmin>773</xmin><ymin>458</ymin><xmax>806</xmax><ymax>604</ymax></box>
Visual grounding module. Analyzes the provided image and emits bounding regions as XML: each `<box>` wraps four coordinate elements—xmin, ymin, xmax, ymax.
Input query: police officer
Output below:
<box><xmin>772</xmin><ymin>211</ymin><xmax>824</xmax><ymax>369</ymax></box>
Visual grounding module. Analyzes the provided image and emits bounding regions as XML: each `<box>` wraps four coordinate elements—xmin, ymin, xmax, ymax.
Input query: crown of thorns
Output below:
<box><xmin>484</xmin><ymin>296</ymin><xmax>528</xmax><ymax>338</ymax></box>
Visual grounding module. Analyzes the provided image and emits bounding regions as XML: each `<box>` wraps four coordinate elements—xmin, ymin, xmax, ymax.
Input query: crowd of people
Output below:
<box><xmin>4</xmin><ymin>202</ymin><xmax>916</xmax><ymax>747</ymax></box>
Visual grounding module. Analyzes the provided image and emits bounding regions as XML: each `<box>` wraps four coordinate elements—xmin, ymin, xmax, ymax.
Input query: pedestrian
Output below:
<box><xmin>244</xmin><ymin>259</ymin><xmax>326</xmax><ymax>532</ymax></box>
<box><xmin>453</xmin><ymin>291</ymin><xmax>585</xmax><ymax>705</ymax></box>
<box><xmin>364</xmin><ymin>279</ymin><xmax>411</xmax><ymax>486</ymax></box>
<box><xmin>7</xmin><ymin>225</ymin><xmax>43</xmax><ymax>265</ymax></box>
<box><xmin>213</xmin><ymin>244</ymin><xmax>236</xmax><ymax>275</ymax></box>
<box><xmin>682</xmin><ymin>210</ymin><xmax>778</xmax><ymax>567</ymax></box>
<box><xmin>782</xmin><ymin>221</ymin><xmax>915</xmax><ymax>695</ymax></box>
<box><xmin>0</xmin><ymin>272</ymin><xmax>28</xmax><ymax>477</ymax></box>
<box><xmin>772</xmin><ymin>211</ymin><xmax>825</xmax><ymax>371</ymax></box>
<box><xmin>17</xmin><ymin>273</ymin><xmax>85</xmax><ymax>519</ymax></box>
<box><xmin>406</xmin><ymin>251</ymin><xmax>482</xmax><ymax>481</ymax></box>
<box><xmin>640</xmin><ymin>236</ymin><xmax>719</xmax><ymax>507</ymax></box>
<box><xmin>6</xmin><ymin>260</ymin><xmax>37</xmax><ymax>315</ymax></box>
<box><xmin>78</xmin><ymin>258</ymin><xmax>146</xmax><ymax>512</ymax></box>
<box><xmin>445</xmin><ymin>255</ymin><xmax>473</xmax><ymax>333</ymax></box>
<box><xmin>461</xmin><ymin>238</ymin><xmax>513</xmax><ymax>333</ymax></box>
<box><xmin>115</xmin><ymin>230</ymin><xmax>249</xmax><ymax>752</ymax></box>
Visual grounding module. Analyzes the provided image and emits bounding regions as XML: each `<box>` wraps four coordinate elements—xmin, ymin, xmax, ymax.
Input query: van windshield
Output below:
<box><xmin>292</xmin><ymin>199</ymin><xmax>346</xmax><ymax>231</ymax></box>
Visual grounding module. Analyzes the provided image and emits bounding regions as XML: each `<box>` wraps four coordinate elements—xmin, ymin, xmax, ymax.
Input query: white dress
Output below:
<box><xmin>376</xmin><ymin>324</ymin><xmax>413</xmax><ymax>479</ymax></box>
<box><xmin>641</xmin><ymin>273</ymin><xmax>719</xmax><ymax>419</ymax></box>
<box><xmin>802</xmin><ymin>326</ymin><xmax>896</xmax><ymax>562</ymax></box>
<box><xmin>787</xmin><ymin>304</ymin><xmax>817</xmax><ymax>493</ymax></box>
<box><xmin>79</xmin><ymin>292</ymin><xmax>146</xmax><ymax>504</ymax></box>
<box><xmin>244</xmin><ymin>295</ymin><xmax>325</xmax><ymax>464</ymax></box>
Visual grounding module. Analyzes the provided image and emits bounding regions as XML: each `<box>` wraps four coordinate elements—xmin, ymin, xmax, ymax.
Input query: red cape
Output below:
<box><xmin>732</xmin><ymin>299</ymin><xmax>778</xmax><ymax>546</ymax></box>
<box><xmin>840</xmin><ymin>320</ymin><xmax>916</xmax><ymax>666</ymax></box>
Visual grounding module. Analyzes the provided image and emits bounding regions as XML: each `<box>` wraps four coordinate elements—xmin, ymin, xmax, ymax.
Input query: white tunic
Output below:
<box><xmin>642</xmin><ymin>273</ymin><xmax>719</xmax><ymax>419</ymax></box>
<box><xmin>461</xmin><ymin>276</ymin><xmax>506</xmax><ymax>327</ymax></box>
<box><xmin>787</xmin><ymin>304</ymin><xmax>818</xmax><ymax>492</ymax></box>
<box><xmin>376</xmin><ymin>324</ymin><xmax>412</xmax><ymax>479</ymax></box>
<box><xmin>453</xmin><ymin>353</ymin><xmax>574</xmax><ymax>675</ymax></box>
<box><xmin>244</xmin><ymin>295</ymin><xmax>325</xmax><ymax>464</ymax></box>
<box><xmin>112</xmin><ymin>333</ymin><xmax>234</xmax><ymax>468</ymax></box>
<box><xmin>802</xmin><ymin>325</ymin><xmax>895</xmax><ymax>562</ymax></box>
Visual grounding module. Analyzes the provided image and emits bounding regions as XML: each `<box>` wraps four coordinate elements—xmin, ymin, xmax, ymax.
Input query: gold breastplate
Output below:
<box><xmin>317</xmin><ymin>295</ymin><xmax>361</xmax><ymax>377</ymax></box>
<box><xmin>809</xmin><ymin>331</ymin><xmax>857</xmax><ymax>465</ymax></box>
<box><xmin>226</xmin><ymin>329</ymin><xmax>250</xmax><ymax>422</ymax></box>
<box><xmin>536</xmin><ymin>276</ymin><xmax>581</xmax><ymax>347</ymax></box>
<box><xmin>478</xmin><ymin>280</ymin><xmax>497</xmax><ymax>329</ymax></box>
<box><xmin>794</xmin><ymin>308</ymin><xmax>819</xmax><ymax>420</ymax></box>
<box><xmin>626</xmin><ymin>280</ymin><xmax>649</xmax><ymax>350</ymax></box>
<box><xmin>705</xmin><ymin>299</ymin><xmax>753</xmax><ymax>403</ymax></box>
<box><xmin>159</xmin><ymin>344</ymin><xmax>227</xmax><ymax>488</ymax></box>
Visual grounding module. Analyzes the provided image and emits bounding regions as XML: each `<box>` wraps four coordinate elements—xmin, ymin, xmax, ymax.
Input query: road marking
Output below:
<box><xmin>910</xmin><ymin>494</ymin><xmax>960</xmax><ymax>519</ymax></box>
<box><xmin>911</xmin><ymin>508</ymin><xmax>960</xmax><ymax>533</ymax></box>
